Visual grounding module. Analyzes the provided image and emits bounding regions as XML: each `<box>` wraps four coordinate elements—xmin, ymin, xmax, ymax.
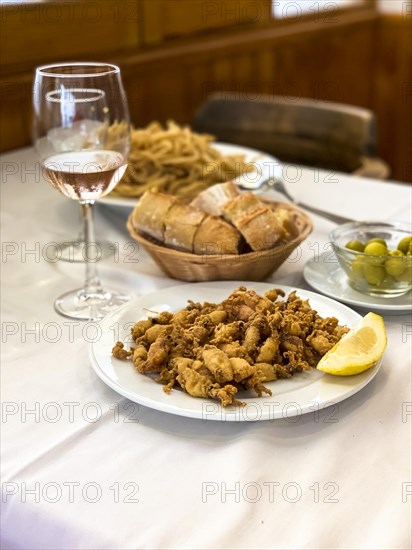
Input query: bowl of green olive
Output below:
<box><xmin>330</xmin><ymin>222</ymin><xmax>412</xmax><ymax>297</ymax></box>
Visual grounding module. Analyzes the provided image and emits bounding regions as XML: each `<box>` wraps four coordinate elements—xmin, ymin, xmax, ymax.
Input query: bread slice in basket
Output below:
<box><xmin>131</xmin><ymin>190</ymin><xmax>242</xmax><ymax>254</ymax></box>
<box><xmin>131</xmin><ymin>183</ymin><xmax>298</xmax><ymax>256</ymax></box>
<box><xmin>127</xmin><ymin>195</ymin><xmax>313</xmax><ymax>282</ymax></box>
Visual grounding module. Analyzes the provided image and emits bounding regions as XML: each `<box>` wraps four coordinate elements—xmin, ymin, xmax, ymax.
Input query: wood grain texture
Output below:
<box><xmin>0</xmin><ymin>1</ymin><xmax>141</xmax><ymax>71</ymax></box>
<box><xmin>140</xmin><ymin>0</ymin><xmax>271</xmax><ymax>44</ymax></box>
<box><xmin>373</xmin><ymin>15</ymin><xmax>412</xmax><ymax>181</ymax></box>
<box><xmin>193</xmin><ymin>92</ymin><xmax>384</xmax><ymax>172</ymax></box>
<box><xmin>0</xmin><ymin>4</ymin><xmax>410</xmax><ymax>181</ymax></box>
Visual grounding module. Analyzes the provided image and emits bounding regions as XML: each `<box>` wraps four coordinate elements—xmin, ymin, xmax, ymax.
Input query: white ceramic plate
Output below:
<box><xmin>304</xmin><ymin>252</ymin><xmax>412</xmax><ymax>313</ymax></box>
<box><xmin>99</xmin><ymin>143</ymin><xmax>282</xmax><ymax>211</ymax></box>
<box><xmin>89</xmin><ymin>281</ymin><xmax>382</xmax><ymax>421</ymax></box>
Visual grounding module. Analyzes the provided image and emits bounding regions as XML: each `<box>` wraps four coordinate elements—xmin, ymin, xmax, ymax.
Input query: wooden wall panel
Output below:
<box><xmin>140</xmin><ymin>0</ymin><xmax>271</xmax><ymax>44</ymax></box>
<box><xmin>256</xmin><ymin>49</ymin><xmax>277</xmax><ymax>84</ymax></box>
<box><xmin>0</xmin><ymin>90</ymin><xmax>28</xmax><ymax>149</ymax></box>
<box><xmin>0</xmin><ymin>75</ymin><xmax>32</xmax><ymax>151</ymax></box>
<box><xmin>0</xmin><ymin>4</ymin><xmax>411</xmax><ymax>182</ymax></box>
<box><xmin>0</xmin><ymin>1</ymin><xmax>141</xmax><ymax>71</ymax></box>
<box><xmin>211</xmin><ymin>57</ymin><xmax>234</xmax><ymax>84</ymax></box>
<box><xmin>373</xmin><ymin>15</ymin><xmax>412</xmax><ymax>181</ymax></box>
<box><xmin>186</xmin><ymin>63</ymin><xmax>213</xmax><ymax>118</ymax></box>
<box><xmin>231</xmin><ymin>53</ymin><xmax>256</xmax><ymax>84</ymax></box>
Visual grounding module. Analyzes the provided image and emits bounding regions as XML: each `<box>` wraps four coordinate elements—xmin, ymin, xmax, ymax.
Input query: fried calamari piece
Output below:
<box><xmin>253</xmin><ymin>362</ymin><xmax>279</xmax><ymax>382</ymax></box>
<box><xmin>256</xmin><ymin>336</ymin><xmax>279</xmax><ymax>363</ymax></box>
<box><xmin>264</xmin><ymin>288</ymin><xmax>285</xmax><ymax>302</ymax></box>
<box><xmin>144</xmin><ymin>323</ymin><xmax>171</xmax><ymax>344</ymax></box>
<box><xmin>131</xmin><ymin>319</ymin><xmax>153</xmax><ymax>340</ymax></box>
<box><xmin>211</xmin><ymin>321</ymin><xmax>244</xmax><ymax>345</ymax></box>
<box><xmin>205</xmin><ymin>309</ymin><xmax>227</xmax><ymax>325</ymax></box>
<box><xmin>241</xmin><ymin>370</ymin><xmax>272</xmax><ymax>398</ymax></box>
<box><xmin>156</xmin><ymin>366</ymin><xmax>177</xmax><ymax>393</ymax></box>
<box><xmin>307</xmin><ymin>329</ymin><xmax>341</xmax><ymax>355</ymax></box>
<box><xmin>176</xmin><ymin>361</ymin><xmax>216</xmax><ymax>397</ymax></box>
<box><xmin>186</xmin><ymin>324</ymin><xmax>210</xmax><ymax>346</ymax></box>
<box><xmin>112</xmin><ymin>341</ymin><xmax>133</xmax><ymax>360</ymax></box>
<box><xmin>146</xmin><ymin>335</ymin><xmax>171</xmax><ymax>373</ymax></box>
<box><xmin>281</xmin><ymin>334</ymin><xmax>305</xmax><ymax>356</ymax></box>
<box><xmin>221</xmin><ymin>286</ymin><xmax>276</xmax><ymax>321</ymax></box>
<box><xmin>218</xmin><ymin>342</ymin><xmax>250</xmax><ymax>360</ymax></box>
<box><xmin>228</xmin><ymin>357</ymin><xmax>255</xmax><ymax>383</ymax></box>
<box><xmin>155</xmin><ymin>311</ymin><xmax>174</xmax><ymax>325</ymax></box>
<box><xmin>201</xmin><ymin>346</ymin><xmax>233</xmax><ymax>384</ymax></box>
<box><xmin>209</xmin><ymin>385</ymin><xmax>242</xmax><ymax>407</ymax></box>
<box><xmin>243</xmin><ymin>324</ymin><xmax>261</xmax><ymax>353</ymax></box>
<box><xmin>132</xmin><ymin>345</ymin><xmax>148</xmax><ymax>373</ymax></box>
<box><xmin>175</xmin><ymin>359</ymin><xmax>241</xmax><ymax>406</ymax></box>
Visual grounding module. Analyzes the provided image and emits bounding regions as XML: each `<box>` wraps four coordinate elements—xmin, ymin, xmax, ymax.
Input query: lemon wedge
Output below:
<box><xmin>316</xmin><ymin>312</ymin><xmax>387</xmax><ymax>376</ymax></box>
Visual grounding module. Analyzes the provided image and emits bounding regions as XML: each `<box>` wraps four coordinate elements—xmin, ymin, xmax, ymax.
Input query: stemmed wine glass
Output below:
<box><xmin>57</xmin><ymin>220</ymin><xmax>114</xmax><ymax>263</ymax></box>
<box><xmin>33</xmin><ymin>62</ymin><xmax>131</xmax><ymax>320</ymax></box>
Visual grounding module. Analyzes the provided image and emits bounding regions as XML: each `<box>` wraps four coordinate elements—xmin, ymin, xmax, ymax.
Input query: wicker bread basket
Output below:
<box><xmin>127</xmin><ymin>200</ymin><xmax>312</xmax><ymax>282</ymax></box>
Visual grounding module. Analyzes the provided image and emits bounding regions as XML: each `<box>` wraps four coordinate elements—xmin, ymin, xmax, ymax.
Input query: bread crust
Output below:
<box><xmin>193</xmin><ymin>215</ymin><xmax>243</xmax><ymax>255</ymax></box>
<box><xmin>190</xmin><ymin>181</ymin><xmax>240</xmax><ymax>216</ymax></box>
<box><xmin>164</xmin><ymin>203</ymin><xmax>207</xmax><ymax>252</ymax></box>
<box><xmin>236</xmin><ymin>206</ymin><xmax>285</xmax><ymax>251</ymax></box>
<box><xmin>221</xmin><ymin>193</ymin><xmax>286</xmax><ymax>251</ymax></box>
<box><xmin>221</xmin><ymin>193</ymin><xmax>261</xmax><ymax>223</ymax></box>
<box><xmin>131</xmin><ymin>191</ymin><xmax>177</xmax><ymax>241</ymax></box>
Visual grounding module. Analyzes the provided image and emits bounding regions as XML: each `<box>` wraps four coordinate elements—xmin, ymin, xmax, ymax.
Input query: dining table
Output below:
<box><xmin>1</xmin><ymin>145</ymin><xmax>411</xmax><ymax>550</ymax></box>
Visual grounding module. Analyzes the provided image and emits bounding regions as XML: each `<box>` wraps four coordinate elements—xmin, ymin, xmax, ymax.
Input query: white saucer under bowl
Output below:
<box><xmin>303</xmin><ymin>252</ymin><xmax>411</xmax><ymax>313</ymax></box>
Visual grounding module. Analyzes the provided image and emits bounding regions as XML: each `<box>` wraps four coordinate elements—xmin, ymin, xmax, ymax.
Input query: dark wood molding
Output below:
<box><xmin>1</xmin><ymin>8</ymin><xmax>410</xmax><ymax>181</ymax></box>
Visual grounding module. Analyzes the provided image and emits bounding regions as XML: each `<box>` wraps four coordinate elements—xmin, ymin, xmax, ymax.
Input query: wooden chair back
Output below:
<box><xmin>194</xmin><ymin>93</ymin><xmax>389</xmax><ymax>177</ymax></box>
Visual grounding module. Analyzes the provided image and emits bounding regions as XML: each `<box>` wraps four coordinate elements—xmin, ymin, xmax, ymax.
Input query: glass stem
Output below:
<box><xmin>80</xmin><ymin>201</ymin><xmax>103</xmax><ymax>294</ymax></box>
<box><xmin>77</xmin><ymin>204</ymin><xmax>85</xmax><ymax>242</ymax></box>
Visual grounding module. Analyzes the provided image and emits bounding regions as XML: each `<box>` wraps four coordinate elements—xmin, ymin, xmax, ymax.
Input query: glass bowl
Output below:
<box><xmin>329</xmin><ymin>222</ymin><xmax>412</xmax><ymax>297</ymax></box>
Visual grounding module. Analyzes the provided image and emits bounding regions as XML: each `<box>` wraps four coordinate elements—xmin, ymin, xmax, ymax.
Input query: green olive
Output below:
<box><xmin>345</xmin><ymin>240</ymin><xmax>365</xmax><ymax>252</ymax></box>
<box><xmin>397</xmin><ymin>236</ymin><xmax>412</xmax><ymax>255</ymax></box>
<box><xmin>385</xmin><ymin>257</ymin><xmax>405</xmax><ymax>277</ymax></box>
<box><xmin>351</xmin><ymin>258</ymin><xmax>365</xmax><ymax>277</ymax></box>
<box><xmin>366</xmin><ymin>238</ymin><xmax>387</xmax><ymax>247</ymax></box>
<box><xmin>363</xmin><ymin>265</ymin><xmax>386</xmax><ymax>285</ymax></box>
<box><xmin>395</xmin><ymin>264</ymin><xmax>412</xmax><ymax>283</ymax></box>
<box><xmin>364</xmin><ymin>242</ymin><xmax>388</xmax><ymax>256</ymax></box>
<box><xmin>390</xmin><ymin>250</ymin><xmax>404</xmax><ymax>257</ymax></box>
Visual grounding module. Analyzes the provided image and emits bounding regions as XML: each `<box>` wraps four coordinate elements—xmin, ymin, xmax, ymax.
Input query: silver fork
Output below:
<box><xmin>239</xmin><ymin>178</ymin><xmax>354</xmax><ymax>225</ymax></box>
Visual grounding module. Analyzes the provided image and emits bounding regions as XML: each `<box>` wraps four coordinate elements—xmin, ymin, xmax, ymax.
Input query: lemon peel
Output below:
<box><xmin>316</xmin><ymin>312</ymin><xmax>387</xmax><ymax>376</ymax></box>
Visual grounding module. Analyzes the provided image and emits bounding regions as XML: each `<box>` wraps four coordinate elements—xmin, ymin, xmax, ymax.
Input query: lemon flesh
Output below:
<box><xmin>316</xmin><ymin>312</ymin><xmax>387</xmax><ymax>376</ymax></box>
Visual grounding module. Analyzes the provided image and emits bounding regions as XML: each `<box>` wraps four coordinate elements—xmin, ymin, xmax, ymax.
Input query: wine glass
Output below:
<box><xmin>57</xmin><ymin>222</ymin><xmax>114</xmax><ymax>263</ymax></box>
<box><xmin>33</xmin><ymin>62</ymin><xmax>131</xmax><ymax>320</ymax></box>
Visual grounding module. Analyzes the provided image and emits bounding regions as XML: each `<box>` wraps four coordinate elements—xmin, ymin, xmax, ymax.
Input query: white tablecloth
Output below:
<box><xmin>1</xmin><ymin>147</ymin><xmax>411</xmax><ymax>550</ymax></box>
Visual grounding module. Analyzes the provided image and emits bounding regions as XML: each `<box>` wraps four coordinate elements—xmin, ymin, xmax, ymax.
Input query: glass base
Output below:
<box><xmin>54</xmin><ymin>287</ymin><xmax>130</xmax><ymax>320</ymax></box>
<box><xmin>348</xmin><ymin>280</ymin><xmax>411</xmax><ymax>298</ymax></box>
<box><xmin>58</xmin><ymin>240</ymin><xmax>116</xmax><ymax>263</ymax></box>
